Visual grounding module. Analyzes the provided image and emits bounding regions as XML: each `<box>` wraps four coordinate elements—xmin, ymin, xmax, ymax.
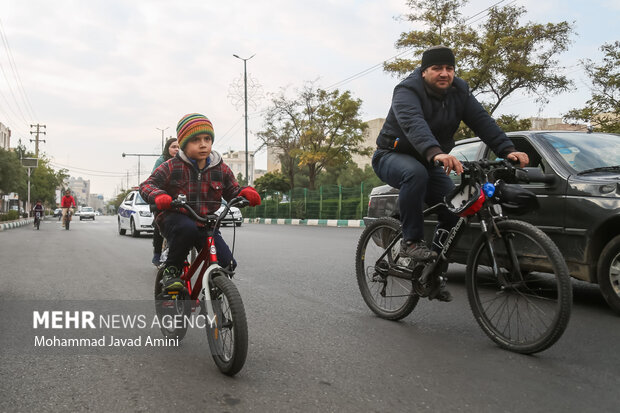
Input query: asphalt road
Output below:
<box><xmin>0</xmin><ymin>215</ymin><xmax>618</xmax><ymax>412</ymax></box>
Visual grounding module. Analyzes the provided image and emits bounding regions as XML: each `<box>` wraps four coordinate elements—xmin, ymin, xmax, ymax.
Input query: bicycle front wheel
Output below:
<box><xmin>355</xmin><ymin>217</ymin><xmax>419</xmax><ymax>320</ymax></box>
<box><xmin>466</xmin><ymin>220</ymin><xmax>572</xmax><ymax>354</ymax></box>
<box><xmin>205</xmin><ymin>275</ymin><xmax>248</xmax><ymax>376</ymax></box>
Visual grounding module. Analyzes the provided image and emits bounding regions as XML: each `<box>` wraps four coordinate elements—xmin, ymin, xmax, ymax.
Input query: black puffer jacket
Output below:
<box><xmin>376</xmin><ymin>68</ymin><xmax>515</xmax><ymax>165</ymax></box>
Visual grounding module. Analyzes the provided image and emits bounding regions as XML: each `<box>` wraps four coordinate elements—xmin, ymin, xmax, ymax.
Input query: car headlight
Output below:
<box><xmin>139</xmin><ymin>211</ymin><xmax>152</xmax><ymax>217</ymax></box>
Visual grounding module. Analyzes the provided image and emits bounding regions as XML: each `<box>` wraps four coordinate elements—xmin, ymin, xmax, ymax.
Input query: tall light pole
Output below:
<box><xmin>156</xmin><ymin>127</ymin><xmax>169</xmax><ymax>152</ymax></box>
<box><xmin>233</xmin><ymin>53</ymin><xmax>255</xmax><ymax>185</ymax></box>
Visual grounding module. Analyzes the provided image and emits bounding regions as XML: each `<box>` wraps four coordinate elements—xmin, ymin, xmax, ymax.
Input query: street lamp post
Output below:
<box><xmin>233</xmin><ymin>53</ymin><xmax>255</xmax><ymax>185</ymax></box>
<box><xmin>122</xmin><ymin>152</ymin><xmax>159</xmax><ymax>186</ymax></box>
<box><xmin>156</xmin><ymin>127</ymin><xmax>169</xmax><ymax>152</ymax></box>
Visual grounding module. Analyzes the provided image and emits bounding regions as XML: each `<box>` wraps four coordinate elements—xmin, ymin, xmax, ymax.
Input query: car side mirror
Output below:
<box><xmin>521</xmin><ymin>167</ymin><xmax>556</xmax><ymax>185</ymax></box>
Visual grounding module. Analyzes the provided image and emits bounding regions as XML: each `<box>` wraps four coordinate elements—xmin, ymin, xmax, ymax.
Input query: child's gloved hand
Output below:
<box><xmin>155</xmin><ymin>194</ymin><xmax>172</xmax><ymax>210</ymax></box>
<box><xmin>239</xmin><ymin>187</ymin><xmax>261</xmax><ymax>206</ymax></box>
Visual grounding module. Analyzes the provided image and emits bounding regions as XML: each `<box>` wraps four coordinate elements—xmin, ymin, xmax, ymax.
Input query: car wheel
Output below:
<box><xmin>130</xmin><ymin>219</ymin><xmax>140</xmax><ymax>238</ymax></box>
<box><xmin>236</xmin><ymin>222</ymin><xmax>242</xmax><ymax>227</ymax></box>
<box><xmin>80</xmin><ymin>217</ymin><xmax>83</xmax><ymax>221</ymax></box>
<box><xmin>118</xmin><ymin>218</ymin><xmax>126</xmax><ymax>235</ymax></box>
<box><xmin>598</xmin><ymin>235</ymin><xmax>620</xmax><ymax>315</ymax></box>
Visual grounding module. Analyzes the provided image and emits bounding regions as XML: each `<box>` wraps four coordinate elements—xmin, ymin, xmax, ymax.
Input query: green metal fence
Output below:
<box><xmin>244</xmin><ymin>182</ymin><xmax>375</xmax><ymax>220</ymax></box>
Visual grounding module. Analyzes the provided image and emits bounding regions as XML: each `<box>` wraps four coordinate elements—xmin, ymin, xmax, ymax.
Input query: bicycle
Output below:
<box><xmin>34</xmin><ymin>211</ymin><xmax>42</xmax><ymax>230</ymax></box>
<box><xmin>62</xmin><ymin>208</ymin><xmax>72</xmax><ymax>230</ymax></box>
<box><xmin>355</xmin><ymin>159</ymin><xmax>572</xmax><ymax>354</ymax></box>
<box><xmin>153</xmin><ymin>195</ymin><xmax>249</xmax><ymax>376</ymax></box>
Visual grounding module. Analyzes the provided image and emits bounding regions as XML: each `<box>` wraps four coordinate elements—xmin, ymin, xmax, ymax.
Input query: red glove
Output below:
<box><xmin>239</xmin><ymin>187</ymin><xmax>261</xmax><ymax>206</ymax></box>
<box><xmin>154</xmin><ymin>194</ymin><xmax>172</xmax><ymax>210</ymax></box>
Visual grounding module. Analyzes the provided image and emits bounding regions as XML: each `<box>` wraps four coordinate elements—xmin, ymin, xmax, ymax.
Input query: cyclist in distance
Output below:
<box><xmin>140</xmin><ymin>113</ymin><xmax>261</xmax><ymax>292</ymax></box>
<box><xmin>32</xmin><ymin>200</ymin><xmax>44</xmax><ymax>227</ymax></box>
<box><xmin>150</xmin><ymin>137</ymin><xmax>180</xmax><ymax>266</ymax></box>
<box><xmin>60</xmin><ymin>190</ymin><xmax>76</xmax><ymax>223</ymax></box>
<box><xmin>372</xmin><ymin>45</ymin><xmax>529</xmax><ymax>302</ymax></box>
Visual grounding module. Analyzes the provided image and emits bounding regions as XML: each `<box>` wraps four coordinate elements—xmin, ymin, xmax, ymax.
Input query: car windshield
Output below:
<box><xmin>538</xmin><ymin>132</ymin><xmax>620</xmax><ymax>173</ymax></box>
<box><xmin>83</xmin><ymin>207</ymin><xmax>93</xmax><ymax>212</ymax></box>
<box><xmin>135</xmin><ymin>192</ymin><xmax>148</xmax><ymax>205</ymax></box>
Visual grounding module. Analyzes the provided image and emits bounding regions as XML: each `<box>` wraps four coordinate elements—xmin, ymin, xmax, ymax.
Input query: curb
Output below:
<box><xmin>0</xmin><ymin>218</ymin><xmax>35</xmax><ymax>231</ymax></box>
<box><xmin>244</xmin><ymin>218</ymin><xmax>365</xmax><ymax>228</ymax></box>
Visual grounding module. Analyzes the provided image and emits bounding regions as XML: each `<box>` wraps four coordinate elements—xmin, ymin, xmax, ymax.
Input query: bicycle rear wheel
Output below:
<box><xmin>355</xmin><ymin>217</ymin><xmax>419</xmax><ymax>320</ymax></box>
<box><xmin>205</xmin><ymin>275</ymin><xmax>248</xmax><ymax>376</ymax></box>
<box><xmin>154</xmin><ymin>267</ymin><xmax>191</xmax><ymax>340</ymax></box>
<box><xmin>466</xmin><ymin>220</ymin><xmax>572</xmax><ymax>354</ymax></box>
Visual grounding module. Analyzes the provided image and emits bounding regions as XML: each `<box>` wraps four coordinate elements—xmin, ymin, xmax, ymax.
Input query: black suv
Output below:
<box><xmin>365</xmin><ymin>131</ymin><xmax>620</xmax><ymax>314</ymax></box>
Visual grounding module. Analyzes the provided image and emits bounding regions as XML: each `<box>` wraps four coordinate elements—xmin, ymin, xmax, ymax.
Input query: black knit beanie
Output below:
<box><xmin>421</xmin><ymin>45</ymin><xmax>455</xmax><ymax>71</ymax></box>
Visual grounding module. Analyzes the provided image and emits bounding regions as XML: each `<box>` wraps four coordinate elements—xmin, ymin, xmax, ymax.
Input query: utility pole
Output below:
<box><xmin>156</xmin><ymin>127</ymin><xmax>169</xmax><ymax>152</ymax></box>
<box><xmin>29</xmin><ymin>124</ymin><xmax>47</xmax><ymax>157</ymax></box>
<box><xmin>233</xmin><ymin>53</ymin><xmax>255</xmax><ymax>185</ymax></box>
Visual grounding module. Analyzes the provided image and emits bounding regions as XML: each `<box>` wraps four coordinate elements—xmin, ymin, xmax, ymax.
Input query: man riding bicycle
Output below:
<box><xmin>372</xmin><ymin>45</ymin><xmax>529</xmax><ymax>302</ymax></box>
<box><xmin>60</xmin><ymin>190</ymin><xmax>76</xmax><ymax>223</ymax></box>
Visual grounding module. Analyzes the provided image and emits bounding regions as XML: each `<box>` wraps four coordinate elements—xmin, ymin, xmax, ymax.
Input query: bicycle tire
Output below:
<box><xmin>466</xmin><ymin>219</ymin><xmax>572</xmax><ymax>354</ymax></box>
<box><xmin>205</xmin><ymin>274</ymin><xmax>248</xmax><ymax>376</ymax></box>
<box><xmin>153</xmin><ymin>267</ymin><xmax>191</xmax><ymax>341</ymax></box>
<box><xmin>355</xmin><ymin>217</ymin><xmax>419</xmax><ymax>321</ymax></box>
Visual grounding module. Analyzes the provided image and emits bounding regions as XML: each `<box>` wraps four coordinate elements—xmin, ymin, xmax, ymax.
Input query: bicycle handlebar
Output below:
<box><xmin>150</xmin><ymin>196</ymin><xmax>250</xmax><ymax>226</ymax></box>
<box><xmin>436</xmin><ymin>158</ymin><xmax>555</xmax><ymax>185</ymax></box>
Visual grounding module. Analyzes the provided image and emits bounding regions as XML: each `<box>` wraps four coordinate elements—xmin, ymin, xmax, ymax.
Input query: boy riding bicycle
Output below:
<box><xmin>140</xmin><ymin>113</ymin><xmax>261</xmax><ymax>292</ymax></box>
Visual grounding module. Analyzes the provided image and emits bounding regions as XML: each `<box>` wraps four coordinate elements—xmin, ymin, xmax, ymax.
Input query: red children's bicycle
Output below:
<box><xmin>153</xmin><ymin>195</ymin><xmax>249</xmax><ymax>376</ymax></box>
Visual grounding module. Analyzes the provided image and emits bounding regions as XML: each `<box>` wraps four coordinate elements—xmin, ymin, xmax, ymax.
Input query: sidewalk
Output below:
<box><xmin>0</xmin><ymin>218</ymin><xmax>34</xmax><ymax>231</ymax></box>
<box><xmin>245</xmin><ymin>218</ymin><xmax>365</xmax><ymax>227</ymax></box>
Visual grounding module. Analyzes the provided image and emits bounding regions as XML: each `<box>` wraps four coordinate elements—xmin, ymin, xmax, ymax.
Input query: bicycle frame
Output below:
<box><xmin>163</xmin><ymin>196</ymin><xmax>249</xmax><ymax>315</ymax></box>
<box><xmin>373</xmin><ymin>160</ymin><xmax>528</xmax><ymax>286</ymax></box>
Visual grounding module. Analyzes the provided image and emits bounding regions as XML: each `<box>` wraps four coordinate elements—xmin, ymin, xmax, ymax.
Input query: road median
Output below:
<box><xmin>244</xmin><ymin>218</ymin><xmax>364</xmax><ymax>227</ymax></box>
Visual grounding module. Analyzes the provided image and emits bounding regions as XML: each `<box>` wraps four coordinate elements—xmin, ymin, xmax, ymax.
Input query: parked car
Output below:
<box><xmin>53</xmin><ymin>208</ymin><xmax>62</xmax><ymax>217</ymax></box>
<box><xmin>215</xmin><ymin>200</ymin><xmax>243</xmax><ymax>226</ymax></box>
<box><xmin>117</xmin><ymin>189</ymin><xmax>154</xmax><ymax>237</ymax></box>
<box><xmin>79</xmin><ymin>206</ymin><xmax>95</xmax><ymax>220</ymax></box>
<box><xmin>365</xmin><ymin>131</ymin><xmax>620</xmax><ymax>314</ymax></box>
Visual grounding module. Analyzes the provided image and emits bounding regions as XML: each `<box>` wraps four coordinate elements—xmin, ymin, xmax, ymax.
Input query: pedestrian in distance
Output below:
<box><xmin>151</xmin><ymin>137</ymin><xmax>180</xmax><ymax>266</ymax></box>
<box><xmin>372</xmin><ymin>45</ymin><xmax>529</xmax><ymax>301</ymax></box>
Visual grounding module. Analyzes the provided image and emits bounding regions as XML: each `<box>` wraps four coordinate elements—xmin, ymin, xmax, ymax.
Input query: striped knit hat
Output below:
<box><xmin>176</xmin><ymin>113</ymin><xmax>215</xmax><ymax>150</ymax></box>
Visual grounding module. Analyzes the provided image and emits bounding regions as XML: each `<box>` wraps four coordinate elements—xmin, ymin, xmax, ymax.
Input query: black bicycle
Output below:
<box><xmin>355</xmin><ymin>159</ymin><xmax>572</xmax><ymax>354</ymax></box>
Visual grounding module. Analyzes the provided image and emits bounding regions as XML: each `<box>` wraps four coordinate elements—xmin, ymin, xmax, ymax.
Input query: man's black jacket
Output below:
<box><xmin>376</xmin><ymin>68</ymin><xmax>515</xmax><ymax>165</ymax></box>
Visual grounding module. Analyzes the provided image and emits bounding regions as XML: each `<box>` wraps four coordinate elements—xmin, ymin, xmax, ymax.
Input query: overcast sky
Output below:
<box><xmin>1</xmin><ymin>0</ymin><xmax>618</xmax><ymax>199</ymax></box>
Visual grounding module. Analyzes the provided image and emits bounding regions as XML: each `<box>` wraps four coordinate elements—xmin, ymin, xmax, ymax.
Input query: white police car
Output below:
<box><xmin>117</xmin><ymin>189</ymin><xmax>154</xmax><ymax>237</ymax></box>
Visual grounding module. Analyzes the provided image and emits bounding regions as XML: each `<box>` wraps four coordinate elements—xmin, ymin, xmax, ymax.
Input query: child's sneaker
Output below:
<box><xmin>152</xmin><ymin>253</ymin><xmax>161</xmax><ymax>266</ymax></box>
<box><xmin>161</xmin><ymin>266</ymin><xmax>184</xmax><ymax>292</ymax></box>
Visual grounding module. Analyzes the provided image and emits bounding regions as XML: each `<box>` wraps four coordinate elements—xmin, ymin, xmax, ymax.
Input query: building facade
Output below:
<box><xmin>65</xmin><ymin>177</ymin><xmax>91</xmax><ymax>207</ymax></box>
<box><xmin>221</xmin><ymin>150</ymin><xmax>256</xmax><ymax>185</ymax></box>
<box><xmin>0</xmin><ymin>122</ymin><xmax>11</xmax><ymax>150</ymax></box>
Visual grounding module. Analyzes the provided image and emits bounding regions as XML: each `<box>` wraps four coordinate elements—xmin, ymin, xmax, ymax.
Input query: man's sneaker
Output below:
<box><xmin>161</xmin><ymin>266</ymin><xmax>184</xmax><ymax>292</ymax></box>
<box><xmin>429</xmin><ymin>276</ymin><xmax>453</xmax><ymax>302</ymax></box>
<box><xmin>152</xmin><ymin>253</ymin><xmax>161</xmax><ymax>266</ymax></box>
<box><xmin>400</xmin><ymin>240</ymin><xmax>438</xmax><ymax>262</ymax></box>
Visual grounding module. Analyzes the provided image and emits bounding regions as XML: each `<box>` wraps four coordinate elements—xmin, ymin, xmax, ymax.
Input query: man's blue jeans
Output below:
<box><xmin>372</xmin><ymin>149</ymin><xmax>458</xmax><ymax>244</ymax></box>
<box><xmin>161</xmin><ymin>212</ymin><xmax>236</xmax><ymax>270</ymax></box>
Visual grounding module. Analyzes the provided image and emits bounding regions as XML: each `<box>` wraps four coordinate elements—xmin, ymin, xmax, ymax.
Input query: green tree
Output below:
<box><xmin>316</xmin><ymin>162</ymin><xmax>382</xmax><ymax>188</ymax></box>
<box><xmin>254</xmin><ymin>171</ymin><xmax>290</xmax><ymax>193</ymax></box>
<box><xmin>385</xmin><ymin>0</ymin><xmax>574</xmax><ymax>114</ymax></box>
<box><xmin>0</xmin><ymin>148</ymin><xmax>24</xmax><ymax>194</ymax></box>
<box><xmin>236</xmin><ymin>172</ymin><xmax>248</xmax><ymax>186</ymax></box>
<box><xmin>29</xmin><ymin>157</ymin><xmax>67</xmax><ymax>206</ymax></box>
<box><xmin>455</xmin><ymin>114</ymin><xmax>532</xmax><ymax>140</ymax></box>
<box><xmin>564</xmin><ymin>41</ymin><xmax>620</xmax><ymax>133</ymax></box>
<box><xmin>257</xmin><ymin>83</ymin><xmax>370</xmax><ymax>190</ymax></box>
<box><xmin>110</xmin><ymin>189</ymin><xmax>132</xmax><ymax>211</ymax></box>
